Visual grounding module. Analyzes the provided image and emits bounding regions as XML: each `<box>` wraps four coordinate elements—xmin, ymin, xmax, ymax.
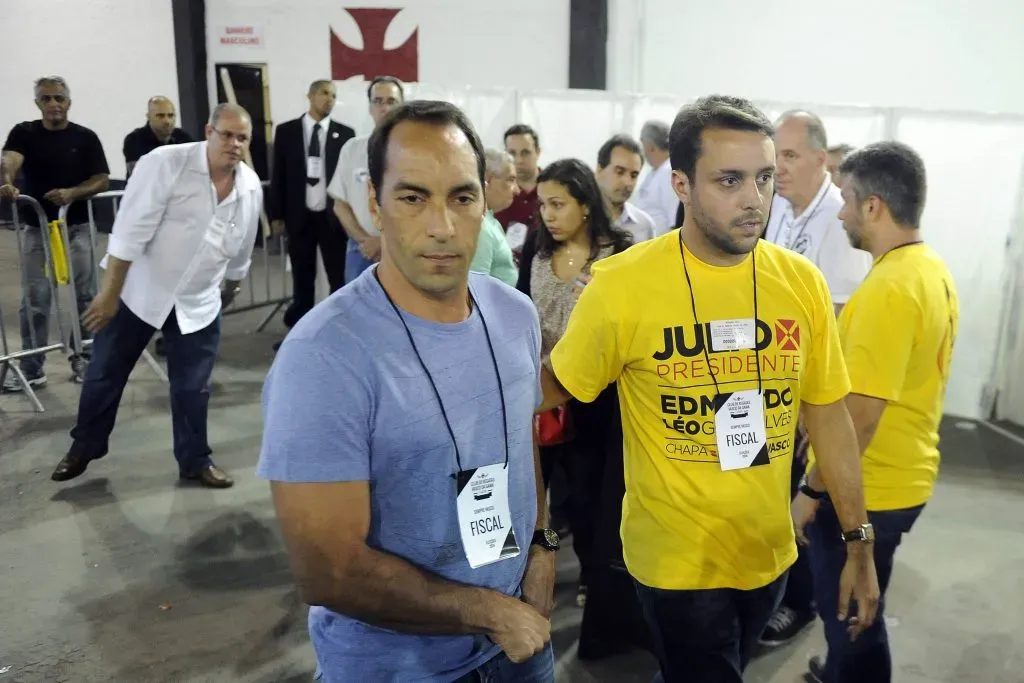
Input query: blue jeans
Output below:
<box><xmin>634</xmin><ymin>573</ymin><xmax>787</xmax><ymax>682</ymax></box>
<box><xmin>69</xmin><ymin>304</ymin><xmax>221</xmax><ymax>476</ymax></box>
<box><xmin>18</xmin><ymin>224</ymin><xmax>96</xmax><ymax>374</ymax></box>
<box><xmin>807</xmin><ymin>499</ymin><xmax>924</xmax><ymax>683</ymax></box>
<box><xmin>344</xmin><ymin>239</ymin><xmax>375</xmax><ymax>284</ymax></box>
<box><xmin>452</xmin><ymin>644</ymin><xmax>555</xmax><ymax>683</ymax></box>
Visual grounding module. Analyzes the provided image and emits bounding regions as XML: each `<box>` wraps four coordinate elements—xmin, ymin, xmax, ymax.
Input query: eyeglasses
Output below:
<box><xmin>214</xmin><ymin>128</ymin><xmax>250</xmax><ymax>145</ymax></box>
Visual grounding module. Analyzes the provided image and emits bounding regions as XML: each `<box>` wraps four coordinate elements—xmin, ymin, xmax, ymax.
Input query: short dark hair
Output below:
<box><xmin>669</xmin><ymin>95</ymin><xmax>774</xmax><ymax>182</ymax></box>
<box><xmin>504</xmin><ymin>124</ymin><xmax>540</xmax><ymax>150</ymax></box>
<box><xmin>534</xmin><ymin>159</ymin><xmax>633</xmax><ymax>259</ymax></box>
<box><xmin>839</xmin><ymin>141</ymin><xmax>927</xmax><ymax>228</ymax></box>
<box><xmin>597</xmin><ymin>134</ymin><xmax>644</xmax><ymax>168</ymax></box>
<box><xmin>367</xmin><ymin>100</ymin><xmax>486</xmax><ymax>194</ymax></box>
<box><xmin>308</xmin><ymin>79</ymin><xmax>334</xmax><ymax>95</ymax></box>
<box><xmin>367</xmin><ymin>76</ymin><xmax>405</xmax><ymax>102</ymax></box>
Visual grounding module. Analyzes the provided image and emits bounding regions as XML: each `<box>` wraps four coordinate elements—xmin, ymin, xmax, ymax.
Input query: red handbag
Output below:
<box><xmin>535</xmin><ymin>405</ymin><xmax>574</xmax><ymax>446</ymax></box>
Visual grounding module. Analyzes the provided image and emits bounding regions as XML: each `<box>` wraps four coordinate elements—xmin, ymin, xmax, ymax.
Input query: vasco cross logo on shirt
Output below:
<box><xmin>330</xmin><ymin>8</ymin><xmax>419</xmax><ymax>82</ymax></box>
<box><xmin>775</xmin><ymin>320</ymin><xmax>800</xmax><ymax>351</ymax></box>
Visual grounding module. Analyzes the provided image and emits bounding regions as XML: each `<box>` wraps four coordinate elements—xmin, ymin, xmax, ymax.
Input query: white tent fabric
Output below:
<box><xmin>320</xmin><ymin>82</ymin><xmax>1024</xmax><ymax>421</ymax></box>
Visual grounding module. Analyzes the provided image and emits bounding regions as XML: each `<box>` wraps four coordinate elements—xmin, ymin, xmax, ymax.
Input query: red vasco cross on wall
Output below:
<box><xmin>330</xmin><ymin>8</ymin><xmax>419</xmax><ymax>82</ymax></box>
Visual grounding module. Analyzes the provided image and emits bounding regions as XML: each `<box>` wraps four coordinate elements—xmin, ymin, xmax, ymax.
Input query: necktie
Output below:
<box><xmin>307</xmin><ymin>122</ymin><xmax>322</xmax><ymax>187</ymax></box>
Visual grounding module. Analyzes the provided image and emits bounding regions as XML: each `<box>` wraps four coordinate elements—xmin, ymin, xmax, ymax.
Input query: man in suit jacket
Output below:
<box><xmin>269</xmin><ymin>80</ymin><xmax>355</xmax><ymax>327</ymax></box>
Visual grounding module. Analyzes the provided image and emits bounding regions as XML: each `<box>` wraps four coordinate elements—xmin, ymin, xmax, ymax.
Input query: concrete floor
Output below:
<box><xmin>2</xmin><ymin>228</ymin><xmax>1024</xmax><ymax>682</ymax></box>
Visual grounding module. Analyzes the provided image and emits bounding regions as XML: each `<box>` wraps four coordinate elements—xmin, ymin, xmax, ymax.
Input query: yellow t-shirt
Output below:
<box><xmin>549</xmin><ymin>232</ymin><xmax>851</xmax><ymax>591</ymax></box>
<box><xmin>838</xmin><ymin>243</ymin><xmax>959</xmax><ymax>511</ymax></box>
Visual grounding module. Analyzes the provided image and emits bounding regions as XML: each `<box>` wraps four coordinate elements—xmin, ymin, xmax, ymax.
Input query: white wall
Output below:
<box><xmin>0</xmin><ymin>0</ymin><xmax>179</xmax><ymax>180</ymax></box>
<box><xmin>205</xmin><ymin>0</ymin><xmax>570</xmax><ymax>138</ymax></box>
<box><xmin>610</xmin><ymin>0</ymin><xmax>1024</xmax><ymax>115</ymax></box>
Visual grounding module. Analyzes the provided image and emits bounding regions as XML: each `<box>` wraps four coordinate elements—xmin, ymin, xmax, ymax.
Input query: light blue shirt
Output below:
<box><xmin>257</xmin><ymin>268</ymin><xmax>543</xmax><ymax>683</ymax></box>
<box><xmin>470</xmin><ymin>210</ymin><xmax>518</xmax><ymax>286</ymax></box>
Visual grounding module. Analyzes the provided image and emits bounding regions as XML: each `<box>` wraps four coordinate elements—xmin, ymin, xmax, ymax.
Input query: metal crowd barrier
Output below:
<box><xmin>61</xmin><ymin>192</ymin><xmax>168</xmax><ymax>384</ymax></box>
<box><xmin>0</xmin><ymin>195</ymin><xmax>77</xmax><ymax>412</ymax></box>
<box><xmin>220</xmin><ymin>180</ymin><xmax>292</xmax><ymax>331</ymax></box>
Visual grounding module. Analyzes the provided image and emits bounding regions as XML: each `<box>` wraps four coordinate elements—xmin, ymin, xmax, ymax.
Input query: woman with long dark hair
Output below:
<box><xmin>515</xmin><ymin>158</ymin><xmax>632</xmax><ymax>612</ymax></box>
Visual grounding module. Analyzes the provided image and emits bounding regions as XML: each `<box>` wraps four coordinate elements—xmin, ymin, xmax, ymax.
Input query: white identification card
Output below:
<box><xmin>505</xmin><ymin>222</ymin><xmax>528</xmax><ymax>251</ymax></box>
<box><xmin>306</xmin><ymin>156</ymin><xmax>323</xmax><ymax>180</ymax></box>
<box><xmin>455</xmin><ymin>463</ymin><xmax>520</xmax><ymax>569</ymax></box>
<box><xmin>714</xmin><ymin>389</ymin><xmax>770</xmax><ymax>471</ymax></box>
<box><xmin>709</xmin><ymin>318</ymin><xmax>757</xmax><ymax>351</ymax></box>
<box><xmin>204</xmin><ymin>216</ymin><xmax>229</xmax><ymax>251</ymax></box>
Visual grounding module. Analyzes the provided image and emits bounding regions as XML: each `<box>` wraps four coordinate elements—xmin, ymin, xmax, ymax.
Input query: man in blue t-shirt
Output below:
<box><xmin>258</xmin><ymin>100</ymin><xmax>558</xmax><ymax>683</ymax></box>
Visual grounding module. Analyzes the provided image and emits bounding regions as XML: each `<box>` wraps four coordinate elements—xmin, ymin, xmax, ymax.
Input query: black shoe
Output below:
<box><xmin>759</xmin><ymin>606</ymin><xmax>815</xmax><ymax>646</ymax></box>
<box><xmin>154</xmin><ymin>335</ymin><xmax>166</xmax><ymax>357</ymax></box>
<box><xmin>804</xmin><ymin>655</ymin><xmax>825</xmax><ymax>682</ymax></box>
<box><xmin>52</xmin><ymin>451</ymin><xmax>92</xmax><ymax>482</ymax></box>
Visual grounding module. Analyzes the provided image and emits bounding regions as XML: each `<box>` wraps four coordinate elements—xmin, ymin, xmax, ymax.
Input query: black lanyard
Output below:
<box><xmin>678</xmin><ymin>231</ymin><xmax>764</xmax><ymax>396</ymax></box>
<box><xmin>873</xmin><ymin>240</ymin><xmax>923</xmax><ymax>267</ymax></box>
<box><xmin>374</xmin><ymin>269</ymin><xmax>510</xmax><ymax>473</ymax></box>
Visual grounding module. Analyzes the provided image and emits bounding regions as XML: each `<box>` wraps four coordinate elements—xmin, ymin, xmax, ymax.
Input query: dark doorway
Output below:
<box><xmin>214</xmin><ymin>63</ymin><xmax>271</xmax><ymax>181</ymax></box>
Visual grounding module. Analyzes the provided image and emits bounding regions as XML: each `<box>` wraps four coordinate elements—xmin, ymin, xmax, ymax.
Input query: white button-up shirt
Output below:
<box><xmin>613</xmin><ymin>202</ymin><xmax>657</xmax><ymax>243</ymax></box>
<box><xmin>302</xmin><ymin>113</ymin><xmax>329</xmax><ymax>211</ymax></box>
<box><xmin>764</xmin><ymin>173</ymin><xmax>872</xmax><ymax>305</ymax></box>
<box><xmin>106</xmin><ymin>141</ymin><xmax>263</xmax><ymax>333</ymax></box>
<box><xmin>326</xmin><ymin>134</ymin><xmax>378</xmax><ymax>236</ymax></box>
<box><xmin>634</xmin><ymin>158</ymin><xmax>677</xmax><ymax>236</ymax></box>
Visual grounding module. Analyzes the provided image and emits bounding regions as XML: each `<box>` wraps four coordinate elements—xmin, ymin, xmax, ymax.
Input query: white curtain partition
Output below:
<box><xmin>323</xmin><ymin>81</ymin><xmax>1024</xmax><ymax>422</ymax></box>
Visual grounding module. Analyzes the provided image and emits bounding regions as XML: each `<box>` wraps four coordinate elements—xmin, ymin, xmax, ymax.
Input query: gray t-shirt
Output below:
<box><xmin>257</xmin><ymin>267</ymin><xmax>542</xmax><ymax>683</ymax></box>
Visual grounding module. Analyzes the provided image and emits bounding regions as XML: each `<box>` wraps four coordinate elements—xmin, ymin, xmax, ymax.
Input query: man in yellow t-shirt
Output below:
<box><xmin>540</xmin><ymin>95</ymin><xmax>880</xmax><ymax>682</ymax></box>
<box><xmin>795</xmin><ymin>142</ymin><xmax>959</xmax><ymax>683</ymax></box>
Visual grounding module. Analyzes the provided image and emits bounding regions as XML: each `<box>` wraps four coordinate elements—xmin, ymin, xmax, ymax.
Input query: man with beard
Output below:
<box><xmin>595</xmin><ymin>134</ymin><xmax>656</xmax><ymax>243</ymax></box>
<box><xmin>795</xmin><ymin>141</ymin><xmax>958</xmax><ymax>683</ymax></box>
<box><xmin>538</xmin><ymin>95</ymin><xmax>880</xmax><ymax>682</ymax></box>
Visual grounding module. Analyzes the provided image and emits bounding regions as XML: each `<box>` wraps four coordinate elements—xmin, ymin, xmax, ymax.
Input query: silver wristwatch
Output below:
<box><xmin>840</xmin><ymin>523</ymin><xmax>875</xmax><ymax>544</ymax></box>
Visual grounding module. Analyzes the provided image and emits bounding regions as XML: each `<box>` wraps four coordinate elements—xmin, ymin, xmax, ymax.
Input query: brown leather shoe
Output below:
<box><xmin>52</xmin><ymin>452</ymin><xmax>92</xmax><ymax>482</ymax></box>
<box><xmin>181</xmin><ymin>465</ymin><xmax>234</xmax><ymax>489</ymax></box>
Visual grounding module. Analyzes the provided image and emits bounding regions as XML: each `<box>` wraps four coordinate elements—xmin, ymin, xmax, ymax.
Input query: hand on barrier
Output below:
<box><xmin>520</xmin><ymin>546</ymin><xmax>557</xmax><ymax>618</ymax></box>
<box><xmin>43</xmin><ymin>188</ymin><xmax>76</xmax><ymax>206</ymax></box>
<box><xmin>487</xmin><ymin>595</ymin><xmax>551</xmax><ymax>664</ymax></box>
<box><xmin>0</xmin><ymin>183</ymin><xmax>19</xmax><ymax>199</ymax></box>
<box><xmin>838</xmin><ymin>545</ymin><xmax>880</xmax><ymax>642</ymax></box>
<box><xmin>82</xmin><ymin>290</ymin><xmax>120</xmax><ymax>333</ymax></box>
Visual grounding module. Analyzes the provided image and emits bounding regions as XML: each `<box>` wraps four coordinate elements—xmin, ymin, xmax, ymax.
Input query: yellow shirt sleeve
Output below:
<box><xmin>549</xmin><ymin>269</ymin><xmax>625</xmax><ymax>403</ymax></box>
<box><xmin>839</xmin><ymin>282</ymin><xmax>916</xmax><ymax>402</ymax></box>
<box><xmin>801</xmin><ymin>267</ymin><xmax>852</xmax><ymax>405</ymax></box>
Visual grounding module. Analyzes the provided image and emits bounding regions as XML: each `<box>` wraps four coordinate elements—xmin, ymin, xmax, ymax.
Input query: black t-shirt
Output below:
<box><xmin>123</xmin><ymin>125</ymin><xmax>194</xmax><ymax>175</ymax></box>
<box><xmin>3</xmin><ymin>120</ymin><xmax>110</xmax><ymax>226</ymax></box>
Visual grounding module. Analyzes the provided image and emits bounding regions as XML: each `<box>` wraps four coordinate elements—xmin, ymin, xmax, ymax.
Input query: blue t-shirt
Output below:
<box><xmin>257</xmin><ymin>268</ymin><xmax>543</xmax><ymax>683</ymax></box>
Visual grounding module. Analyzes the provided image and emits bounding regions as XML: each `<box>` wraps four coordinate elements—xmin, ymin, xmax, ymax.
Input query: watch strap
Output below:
<box><xmin>531</xmin><ymin>528</ymin><xmax>559</xmax><ymax>551</ymax></box>
<box><xmin>798</xmin><ymin>476</ymin><xmax>826</xmax><ymax>500</ymax></box>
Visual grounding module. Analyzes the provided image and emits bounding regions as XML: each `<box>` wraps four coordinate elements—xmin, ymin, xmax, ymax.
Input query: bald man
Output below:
<box><xmin>123</xmin><ymin>96</ymin><xmax>194</xmax><ymax>179</ymax></box>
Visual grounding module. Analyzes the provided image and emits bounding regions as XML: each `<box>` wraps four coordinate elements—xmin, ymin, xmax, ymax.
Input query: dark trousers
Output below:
<box><xmin>807</xmin><ymin>500</ymin><xmax>924</xmax><ymax>683</ymax></box>
<box><xmin>285</xmin><ymin>209</ymin><xmax>346</xmax><ymax>326</ymax></box>
<box><xmin>782</xmin><ymin>428</ymin><xmax>815</xmax><ymax>613</ymax></box>
<box><xmin>635</xmin><ymin>574</ymin><xmax>787</xmax><ymax>683</ymax></box>
<box><xmin>537</xmin><ymin>388</ymin><xmax>615</xmax><ymax>586</ymax></box>
<box><xmin>69</xmin><ymin>304</ymin><xmax>221</xmax><ymax>476</ymax></box>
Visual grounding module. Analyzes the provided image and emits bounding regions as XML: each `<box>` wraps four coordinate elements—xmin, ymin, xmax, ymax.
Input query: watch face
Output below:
<box><xmin>543</xmin><ymin>529</ymin><xmax>559</xmax><ymax>546</ymax></box>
